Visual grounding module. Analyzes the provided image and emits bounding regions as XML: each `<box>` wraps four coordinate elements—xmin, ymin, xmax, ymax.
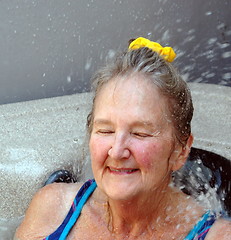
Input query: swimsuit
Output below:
<box><xmin>43</xmin><ymin>179</ymin><xmax>97</xmax><ymax>240</ymax></box>
<box><xmin>185</xmin><ymin>211</ymin><xmax>216</xmax><ymax>240</ymax></box>
<box><xmin>44</xmin><ymin>179</ymin><xmax>216</xmax><ymax>240</ymax></box>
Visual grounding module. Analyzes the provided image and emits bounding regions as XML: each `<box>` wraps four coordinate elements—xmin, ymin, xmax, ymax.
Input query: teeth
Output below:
<box><xmin>111</xmin><ymin>168</ymin><xmax>136</xmax><ymax>173</ymax></box>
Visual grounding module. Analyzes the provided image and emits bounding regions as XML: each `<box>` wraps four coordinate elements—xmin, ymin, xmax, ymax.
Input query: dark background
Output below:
<box><xmin>0</xmin><ymin>0</ymin><xmax>230</xmax><ymax>105</ymax></box>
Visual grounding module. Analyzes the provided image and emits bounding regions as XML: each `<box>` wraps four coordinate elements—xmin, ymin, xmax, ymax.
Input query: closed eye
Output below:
<box><xmin>97</xmin><ymin>129</ymin><xmax>114</xmax><ymax>135</ymax></box>
<box><xmin>132</xmin><ymin>132</ymin><xmax>153</xmax><ymax>138</ymax></box>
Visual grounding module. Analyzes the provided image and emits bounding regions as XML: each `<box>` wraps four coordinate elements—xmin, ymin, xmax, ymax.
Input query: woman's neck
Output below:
<box><xmin>106</xmin><ymin>182</ymin><xmax>174</xmax><ymax>237</ymax></box>
<box><xmin>94</xmin><ymin>181</ymin><xmax>205</xmax><ymax>239</ymax></box>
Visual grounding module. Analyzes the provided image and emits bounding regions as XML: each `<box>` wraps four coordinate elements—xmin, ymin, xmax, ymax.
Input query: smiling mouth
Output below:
<box><xmin>108</xmin><ymin>167</ymin><xmax>139</xmax><ymax>174</ymax></box>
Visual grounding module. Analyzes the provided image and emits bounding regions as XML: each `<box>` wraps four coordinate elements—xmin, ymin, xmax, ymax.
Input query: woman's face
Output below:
<box><xmin>89</xmin><ymin>74</ymin><xmax>186</xmax><ymax>201</ymax></box>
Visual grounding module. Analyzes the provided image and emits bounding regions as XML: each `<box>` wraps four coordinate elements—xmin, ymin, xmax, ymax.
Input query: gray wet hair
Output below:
<box><xmin>87</xmin><ymin>47</ymin><xmax>193</xmax><ymax>146</ymax></box>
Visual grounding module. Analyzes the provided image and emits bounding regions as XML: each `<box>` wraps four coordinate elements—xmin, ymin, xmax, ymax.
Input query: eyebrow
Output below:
<box><xmin>93</xmin><ymin>119</ymin><xmax>156</xmax><ymax>128</ymax></box>
<box><xmin>131</xmin><ymin>120</ymin><xmax>156</xmax><ymax>129</ymax></box>
<box><xmin>93</xmin><ymin>119</ymin><xmax>112</xmax><ymax>125</ymax></box>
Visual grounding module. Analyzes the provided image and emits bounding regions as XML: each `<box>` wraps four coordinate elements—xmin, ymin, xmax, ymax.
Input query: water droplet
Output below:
<box><xmin>176</xmin><ymin>224</ymin><xmax>181</xmax><ymax>229</ymax></box>
<box><xmin>207</xmin><ymin>38</ymin><xmax>217</xmax><ymax>45</ymax></box>
<box><xmin>205</xmin><ymin>11</ymin><xmax>212</xmax><ymax>16</ymax></box>
<box><xmin>85</xmin><ymin>58</ymin><xmax>92</xmax><ymax>71</ymax></box>
<box><xmin>166</xmin><ymin>206</ymin><xmax>172</xmax><ymax>212</ymax></box>
<box><xmin>217</xmin><ymin>23</ymin><xmax>225</xmax><ymax>30</ymax></box>
<box><xmin>107</xmin><ymin>49</ymin><xmax>116</xmax><ymax>59</ymax></box>
<box><xmin>197</xmin><ymin>159</ymin><xmax>202</xmax><ymax>164</ymax></box>
<box><xmin>222</xmin><ymin>72</ymin><xmax>231</xmax><ymax>80</ymax></box>
<box><xmin>67</xmin><ymin>76</ymin><xmax>71</xmax><ymax>83</ymax></box>
<box><xmin>222</xmin><ymin>51</ymin><xmax>231</xmax><ymax>58</ymax></box>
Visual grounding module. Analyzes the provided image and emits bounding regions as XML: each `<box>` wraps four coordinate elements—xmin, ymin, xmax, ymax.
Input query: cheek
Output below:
<box><xmin>132</xmin><ymin>139</ymin><xmax>170</xmax><ymax>169</ymax></box>
<box><xmin>132</xmin><ymin>141</ymin><xmax>159</xmax><ymax>168</ymax></box>
<box><xmin>89</xmin><ymin>136</ymin><xmax>110</xmax><ymax>165</ymax></box>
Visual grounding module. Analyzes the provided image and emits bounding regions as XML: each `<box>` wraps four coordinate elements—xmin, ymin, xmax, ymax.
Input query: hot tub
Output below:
<box><xmin>0</xmin><ymin>83</ymin><xmax>230</xmax><ymax>239</ymax></box>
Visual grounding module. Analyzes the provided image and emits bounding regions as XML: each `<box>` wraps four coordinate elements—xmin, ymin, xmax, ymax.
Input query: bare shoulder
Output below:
<box><xmin>205</xmin><ymin>218</ymin><xmax>231</xmax><ymax>240</ymax></box>
<box><xmin>15</xmin><ymin>182</ymin><xmax>83</xmax><ymax>240</ymax></box>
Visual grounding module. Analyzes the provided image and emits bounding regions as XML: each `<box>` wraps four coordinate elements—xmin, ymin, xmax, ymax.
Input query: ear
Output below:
<box><xmin>172</xmin><ymin>134</ymin><xmax>194</xmax><ymax>171</ymax></box>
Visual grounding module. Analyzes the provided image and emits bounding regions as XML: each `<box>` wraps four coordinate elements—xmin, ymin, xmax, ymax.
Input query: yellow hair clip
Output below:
<box><xmin>128</xmin><ymin>37</ymin><xmax>176</xmax><ymax>62</ymax></box>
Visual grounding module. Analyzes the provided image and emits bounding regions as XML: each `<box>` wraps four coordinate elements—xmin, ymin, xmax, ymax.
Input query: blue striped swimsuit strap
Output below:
<box><xmin>44</xmin><ymin>179</ymin><xmax>97</xmax><ymax>240</ymax></box>
<box><xmin>184</xmin><ymin>211</ymin><xmax>216</xmax><ymax>240</ymax></box>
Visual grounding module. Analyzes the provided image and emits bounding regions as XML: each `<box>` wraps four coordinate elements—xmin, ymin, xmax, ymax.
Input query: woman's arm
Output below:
<box><xmin>206</xmin><ymin>218</ymin><xmax>231</xmax><ymax>240</ymax></box>
<box><xmin>15</xmin><ymin>182</ymin><xmax>80</xmax><ymax>240</ymax></box>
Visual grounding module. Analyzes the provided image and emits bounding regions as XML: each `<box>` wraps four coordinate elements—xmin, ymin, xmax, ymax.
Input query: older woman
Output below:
<box><xmin>15</xmin><ymin>37</ymin><xmax>230</xmax><ymax>239</ymax></box>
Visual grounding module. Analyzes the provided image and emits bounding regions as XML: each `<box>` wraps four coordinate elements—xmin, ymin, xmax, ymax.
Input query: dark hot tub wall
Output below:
<box><xmin>0</xmin><ymin>0</ymin><xmax>230</xmax><ymax>105</ymax></box>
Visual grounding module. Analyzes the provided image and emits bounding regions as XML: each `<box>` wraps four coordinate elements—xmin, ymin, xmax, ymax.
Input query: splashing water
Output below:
<box><xmin>173</xmin><ymin>147</ymin><xmax>230</xmax><ymax>218</ymax></box>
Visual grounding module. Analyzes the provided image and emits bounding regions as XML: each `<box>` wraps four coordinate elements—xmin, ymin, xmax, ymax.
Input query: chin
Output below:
<box><xmin>102</xmin><ymin>181</ymin><xmax>140</xmax><ymax>201</ymax></box>
<box><xmin>107</xmin><ymin>191</ymin><xmax>137</xmax><ymax>201</ymax></box>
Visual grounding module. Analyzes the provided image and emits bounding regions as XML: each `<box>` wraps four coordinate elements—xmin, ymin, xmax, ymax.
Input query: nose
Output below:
<box><xmin>108</xmin><ymin>133</ymin><xmax>130</xmax><ymax>160</ymax></box>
